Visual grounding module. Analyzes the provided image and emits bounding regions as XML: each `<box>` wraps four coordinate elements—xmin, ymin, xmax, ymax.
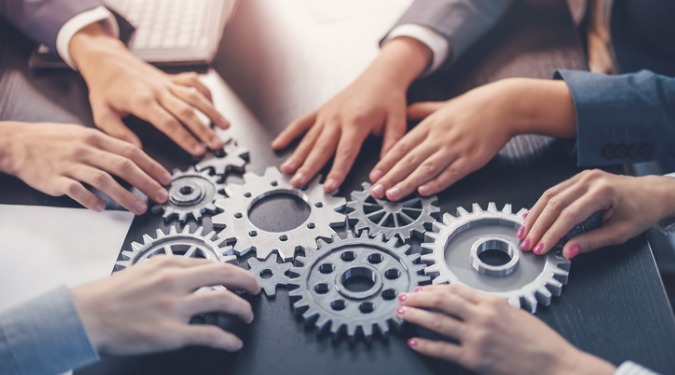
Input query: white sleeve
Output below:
<box><xmin>55</xmin><ymin>6</ymin><xmax>120</xmax><ymax>70</ymax></box>
<box><xmin>382</xmin><ymin>24</ymin><xmax>450</xmax><ymax>76</ymax></box>
<box><xmin>614</xmin><ymin>361</ymin><xmax>661</xmax><ymax>375</ymax></box>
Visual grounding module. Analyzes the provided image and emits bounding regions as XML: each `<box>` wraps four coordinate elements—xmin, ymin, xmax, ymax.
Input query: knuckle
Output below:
<box><xmin>547</xmin><ymin>197</ymin><xmax>565</xmax><ymax>212</ymax></box>
<box><xmin>541</xmin><ymin>188</ymin><xmax>558</xmax><ymax>201</ymax></box>
<box><xmin>420</xmin><ymin>160</ymin><xmax>436</xmax><ymax>175</ymax></box>
<box><xmin>91</xmin><ymin>171</ymin><xmax>112</xmax><ymax>187</ymax></box>
<box><xmin>137</xmin><ymin>92</ymin><xmax>156</xmax><ymax>107</ymax></box>
<box><xmin>64</xmin><ymin>181</ymin><xmax>82</xmax><ymax>196</ymax></box>
<box><xmin>153</xmin><ymin>269</ymin><xmax>181</xmax><ymax>290</ymax></box>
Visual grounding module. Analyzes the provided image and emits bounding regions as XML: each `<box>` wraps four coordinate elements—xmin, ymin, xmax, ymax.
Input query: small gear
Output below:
<box><xmin>422</xmin><ymin>203</ymin><xmax>571</xmax><ymax>313</ymax></box>
<box><xmin>151</xmin><ymin>168</ymin><xmax>225</xmax><ymax>223</ymax></box>
<box><xmin>247</xmin><ymin>253</ymin><xmax>293</xmax><ymax>297</ymax></box>
<box><xmin>115</xmin><ymin>226</ymin><xmax>235</xmax><ymax>271</ymax></box>
<box><xmin>288</xmin><ymin>231</ymin><xmax>428</xmax><ymax>341</ymax></box>
<box><xmin>212</xmin><ymin>167</ymin><xmax>346</xmax><ymax>261</ymax></box>
<box><xmin>196</xmin><ymin>140</ymin><xmax>249</xmax><ymax>176</ymax></box>
<box><xmin>346</xmin><ymin>182</ymin><xmax>439</xmax><ymax>241</ymax></box>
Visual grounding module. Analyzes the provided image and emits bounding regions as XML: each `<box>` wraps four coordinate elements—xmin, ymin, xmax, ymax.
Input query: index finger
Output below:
<box><xmin>323</xmin><ymin>127</ymin><xmax>368</xmax><ymax>192</ymax></box>
<box><xmin>182</xmin><ymin>263</ymin><xmax>261</xmax><ymax>295</ymax></box>
<box><xmin>98</xmin><ymin>135</ymin><xmax>172</xmax><ymax>186</ymax></box>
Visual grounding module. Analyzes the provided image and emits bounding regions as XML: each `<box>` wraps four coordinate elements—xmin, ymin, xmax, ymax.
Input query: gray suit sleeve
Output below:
<box><xmin>557</xmin><ymin>69</ymin><xmax>675</xmax><ymax>166</ymax></box>
<box><xmin>390</xmin><ymin>0</ymin><xmax>514</xmax><ymax>65</ymax></box>
<box><xmin>0</xmin><ymin>0</ymin><xmax>104</xmax><ymax>52</ymax></box>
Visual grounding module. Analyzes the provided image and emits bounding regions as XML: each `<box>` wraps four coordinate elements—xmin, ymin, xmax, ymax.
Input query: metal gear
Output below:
<box><xmin>422</xmin><ymin>203</ymin><xmax>571</xmax><ymax>313</ymax></box>
<box><xmin>346</xmin><ymin>182</ymin><xmax>439</xmax><ymax>241</ymax></box>
<box><xmin>115</xmin><ymin>226</ymin><xmax>236</xmax><ymax>272</ymax></box>
<box><xmin>247</xmin><ymin>253</ymin><xmax>293</xmax><ymax>297</ymax></box>
<box><xmin>151</xmin><ymin>168</ymin><xmax>225</xmax><ymax>223</ymax></box>
<box><xmin>196</xmin><ymin>140</ymin><xmax>249</xmax><ymax>177</ymax></box>
<box><xmin>288</xmin><ymin>231</ymin><xmax>428</xmax><ymax>341</ymax></box>
<box><xmin>212</xmin><ymin>167</ymin><xmax>346</xmax><ymax>261</ymax></box>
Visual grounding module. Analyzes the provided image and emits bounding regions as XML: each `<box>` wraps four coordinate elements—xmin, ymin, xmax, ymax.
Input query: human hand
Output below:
<box><xmin>517</xmin><ymin>170</ymin><xmax>675</xmax><ymax>259</ymax></box>
<box><xmin>272</xmin><ymin>37</ymin><xmax>432</xmax><ymax>192</ymax></box>
<box><xmin>70</xmin><ymin>23</ymin><xmax>229</xmax><ymax>157</ymax></box>
<box><xmin>396</xmin><ymin>284</ymin><xmax>615</xmax><ymax>375</ymax></box>
<box><xmin>71</xmin><ymin>256</ymin><xmax>261</xmax><ymax>354</ymax></box>
<box><xmin>0</xmin><ymin>122</ymin><xmax>171</xmax><ymax>214</ymax></box>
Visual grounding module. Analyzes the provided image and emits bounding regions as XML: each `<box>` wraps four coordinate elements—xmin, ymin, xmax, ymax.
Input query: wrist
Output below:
<box><xmin>0</xmin><ymin>121</ymin><xmax>21</xmax><ymax>175</ymax></box>
<box><xmin>69</xmin><ymin>22</ymin><xmax>127</xmax><ymax>77</ymax></box>
<box><xmin>650</xmin><ymin>175</ymin><xmax>675</xmax><ymax>220</ymax></box>
<box><xmin>364</xmin><ymin>37</ymin><xmax>432</xmax><ymax>91</ymax></box>
<box><xmin>555</xmin><ymin>348</ymin><xmax>615</xmax><ymax>375</ymax></box>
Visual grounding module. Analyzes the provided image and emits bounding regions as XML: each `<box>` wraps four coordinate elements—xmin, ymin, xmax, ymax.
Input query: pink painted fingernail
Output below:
<box><xmin>566</xmin><ymin>244</ymin><xmax>581</xmax><ymax>260</ymax></box>
<box><xmin>523</xmin><ymin>210</ymin><xmax>529</xmax><ymax>218</ymax></box>
<box><xmin>533</xmin><ymin>242</ymin><xmax>545</xmax><ymax>255</ymax></box>
<box><xmin>387</xmin><ymin>186</ymin><xmax>401</xmax><ymax>200</ymax></box>
<box><xmin>371</xmin><ymin>184</ymin><xmax>385</xmax><ymax>198</ymax></box>
<box><xmin>413</xmin><ymin>286</ymin><xmax>424</xmax><ymax>293</ymax></box>
<box><xmin>520</xmin><ymin>238</ymin><xmax>531</xmax><ymax>251</ymax></box>
<box><xmin>407</xmin><ymin>338</ymin><xmax>419</xmax><ymax>348</ymax></box>
<box><xmin>516</xmin><ymin>226</ymin><xmax>525</xmax><ymax>239</ymax></box>
<box><xmin>398</xmin><ymin>293</ymin><xmax>408</xmax><ymax>302</ymax></box>
<box><xmin>396</xmin><ymin>306</ymin><xmax>406</xmax><ymax>315</ymax></box>
<box><xmin>370</xmin><ymin>169</ymin><xmax>383</xmax><ymax>182</ymax></box>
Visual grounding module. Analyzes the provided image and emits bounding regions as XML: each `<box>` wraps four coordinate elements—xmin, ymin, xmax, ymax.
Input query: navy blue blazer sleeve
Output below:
<box><xmin>0</xmin><ymin>0</ymin><xmax>104</xmax><ymax>52</ymax></box>
<box><xmin>557</xmin><ymin>69</ymin><xmax>675</xmax><ymax>166</ymax></box>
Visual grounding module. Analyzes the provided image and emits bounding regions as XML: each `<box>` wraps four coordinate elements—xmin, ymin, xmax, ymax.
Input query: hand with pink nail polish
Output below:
<box><xmin>397</xmin><ymin>284</ymin><xmax>616</xmax><ymax>375</ymax></box>
<box><xmin>521</xmin><ymin>169</ymin><xmax>675</xmax><ymax>259</ymax></box>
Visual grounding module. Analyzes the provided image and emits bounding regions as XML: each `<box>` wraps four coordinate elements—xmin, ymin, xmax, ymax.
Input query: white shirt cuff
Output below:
<box><xmin>614</xmin><ymin>361</ymin><xmax>660</xmax><ymax>375</ymax></box>
<box><xmin>383</xmin><ymin>24</ymin><xmax>450</xmax><ymax>76</ymax></box>
<box><xmin>56</xmin><ymin>6</ymin><xmax>120</xmax><ymax>70</ymax></box>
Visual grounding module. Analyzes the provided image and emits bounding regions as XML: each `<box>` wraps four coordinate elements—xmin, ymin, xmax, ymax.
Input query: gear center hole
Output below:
<box><xmin>477</xmin><ymin>240</ymin><xmax>512</xmax><ymax>266</ymax></box>
<box><xmin>341</xmin><ymin>267</ymin><xmax>376</xmax><ymax>292</ymax></box>
<box><xmin>179</xmin><ymin>186</ymin><xmax>194</xmax><ymax>195</ymax></box>
<box><xmin>248</xmin><ymin>191</ymin><xmax>311</xmax><ymax>233</ymax></box>
<box><xmin>260</xmin><ymin>269</ymin><xmax>273</xmax><ymax>279</ymax></box>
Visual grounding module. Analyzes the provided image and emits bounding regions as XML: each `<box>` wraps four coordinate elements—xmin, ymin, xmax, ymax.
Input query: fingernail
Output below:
<box><xmin>160</xmin><ymin>172</ymin><xmax>173</xmax><ymax>186</ymax></box>
<box><xmin>134</xmin><ymin>201</ymin><xmax>147</xmax><ymax>215</ymax></box>
<box><xmin>418</xmin><ymin>185</ymin><xmax>431</xmax><ymax>196</ymax></box>
<box><xmin>370</xmin><ymin>169</ymin><xmax>383</xmax><ymax>182</ymax></box>
<box><xmin>211</xmin><ymin>138</ymin><xmax>225</xmax><ymax>149</ymax></box>
<box><xmin>193</xmin><ymin>144</ymin><xmax>206</xmax><ymax>155</ymax></box>
<box><xmin>398</xmin><ymin>293</ymin><xmax>408</xmax><ymax>302</ymax></box>
<box><xmin>291</xmin><ymin>172</ymin><xmax>306</xmax><ymax>186</ymax></box>
<box><xmin>156</xmin><ymin>189</ymin><xmax>169</xmax><ymax>202</ymax></box>
<box><xmin>520</xmin><ymin>238</ymin><xmax>531</xmax><ymax>251</ymax></box>
<box><xmin>247</xmin><ymin>314</ymin><xmax>255</xmax><ymax>324</ymax></box>
<box><xmin>523</xmin><ymin>210</ymin><xmax>529</xmax><ymax>218</ymax></box>
<box><xmin>566</xmin><ymin>244</ymin><xmax>581</xmax><ymax>260</ymax></box>
<box><xmin>407</xmin><ymin>338</ymin><xmax>419</xmax><ymax>348</ymax></box>
<box><xmin>516</xmin><ymin>226</ymin><xmax>525</xmax><ymax>239</ymax></box>
<box><xmin>217</xmin><ymin>115</ymin><xmax>229</xmax><ymax>128</ymax></box>
<box><xmin>413</xmin><ymin>286</ymin><xmax>424</xmax><ymax>293</ymax></box>
<box><xmin>371</xmin><ymin>184</ymin><xmax>385</xmax><ymax>198</ymax></box>
<box><xmin>324</xmin><ymin>178</ymin><xmax>337</xmax><ymax>192</ymax></box>
<box><xmin>387</xmin><ymin>186</ymin><xmax>401</xmax><ymax>200</ymax></box>
<box><xmin>533</xmin><ymin>242</ymin><xmax>545</xmax><ymax>255</ymax></box>
<box><xmin>95</xmin><ymin>202</ymin><xmax>106</xmax><ymax>212</ymax></box>
<box><xmin>396</xmin><ymin>306</ymin><xmax>406</xmax><ymax>315</ymax></box>
<box><xmin>281</xmin><ymin>160</ymin><xmax>296</xmax><ymax>172</ymax></box>
<box><xmin>233</xmin><ymin>339</ymin><xmax>243</xmax><ymax>351</ymax></box>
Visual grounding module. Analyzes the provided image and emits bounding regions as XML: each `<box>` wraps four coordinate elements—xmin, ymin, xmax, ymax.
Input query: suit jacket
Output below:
<box><xmin>0</xmin><ymin>0</ymin><xmax>103</xmax><ymax>52</ymax></box>
<box><xmin>391</xmin><ymin>0</ymin><xmax>675</xmax><ymax>167</ymax></box>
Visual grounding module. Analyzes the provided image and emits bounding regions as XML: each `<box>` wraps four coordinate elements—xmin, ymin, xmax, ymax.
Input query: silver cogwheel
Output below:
<box><xmin>346</xmin><ymin>182</ymin><xmax>439</xmax><ymax>241</ymax></box>
<box><xmin>422</xmin><ymin>202</ymin><xmax>571</xmax><ymax>313</ymax></box>
<box><xmin>288</xmin><ymin>231</ymin><xmax>428</xmax><ymax>341</ymax></box>
<box><xmin>196</xmin><ymin>140</ymin><xmax>250</xmax><ymax>176</ymax></box>
<box><xmin>115</xmin><ymin>226</ymin><xmax>236</xmax><ymax>271</ymax></box>
<box><xmin>151</xmin><ymin>168</ymin><xmax>225</xmax><ymax>223</ymax></box>
<box><xmin>247</xmin><ymin>253</ymin><xmax>293</xmax><ymax>297</ymax></box>
<box><xmin>212</xmin><ymin>167</ymin><xmax>346</xmax><ymax>261</ymax></box>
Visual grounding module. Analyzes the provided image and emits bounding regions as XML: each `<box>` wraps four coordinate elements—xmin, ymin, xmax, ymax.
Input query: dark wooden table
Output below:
<box><xmin>1</xmin><ymin>0</ymin><xmax>674</xmax><ymax>374</ymax></box>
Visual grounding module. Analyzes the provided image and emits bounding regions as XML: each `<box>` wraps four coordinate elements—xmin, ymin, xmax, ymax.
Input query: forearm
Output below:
<box><xmin>361</xmin><ymin>37</ymin><xmax>432</xmax><ymax>91</ymax></box>
<box><xmin>69</xmin><ymin>21</ymin><xmax>128</xmax><ymax>79</ymax></box>
<box><xmin>0</xmin><ymin>122</ymin><xmax>20</xmax><ymax>175</ymax></box>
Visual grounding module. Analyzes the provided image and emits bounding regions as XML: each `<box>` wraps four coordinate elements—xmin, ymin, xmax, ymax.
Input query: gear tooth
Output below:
<box><xmin>179</xmin><ymin>212</ymin><xmax>188</xmax><ymax>222</ymax></box>
<box><xmin>536</xmin><ymin>286</ymin><xmax>553</xmax><ymax>306</ymax></box>
<box><xmin>441</xmin><ymin>212</ymin><xmax>456</xmax><ymax>224</ymax></box>
<box><xmin>143</xmin><ymin>234</ymin><xmax>154</xmax><ymax>244</ymax></box>
<box><xmin>487</xmin><ymin>202</ymin><xmax>497</xmax><ymax>212</ymax></box>
<box><xmin>194</xmin><ymin>227</ymin><xmax>205</xmax><ymax>237</ymax></box>
<box><xmin>522</xmin><ymin>294</ymin><xmax>538</xmax><ymax>313</ymax></box>
<box><xmin>346</xmin><ymin>324</ymin><xmax>358</xmax><ymax>338</ymax></box>
<box><xmin>315</xmin><ymin>316</ymin><xmax>331</xmax><ymax>332</ymax></box>
<box><xmin>362</xmin><ymin>324</ymin><xmax>373</xmax><ymax>340</ymax></box>
<box><xmin>431</xmin><ymin>275</ymin><xmax>448</xmax><ymax>284</ymax></box>
<box><xmin>131</xmin><ymin>242</ymin><xmax>143</xmax><ymax>252</ymax></box>
<box><xmin>507</xmin><ymin>296</ymin><xmax>521</xmax><ymax>309</ymax></box>
<box><xmin>472</xmin><ymin>203</ymin><xmax>483</xmax><ymax>213</ymax></box>
<box><xmin>516</xmin><ymin>207</ymin><xmax>528</xmax><ymax>217</ymax></box>
<box><xmin>408</xmin><ymin>253</ymin><xmax>421</xmax><ymax>263</ymax></box>
<box><xmin>552</xmin><ymin>268</ymin><xmax>569</xmax><ymax>284</ymax></box>
<box><xmin>329</xmin><ymin>323</ymin><xmax>342</xmax><ymax>337</ymax></box>
<box><xmin>546</xmin><ymin>278</ymin><xmax>564</xmax><ymax>296</ymax></box>
<box><xmin>424</xmin><ymin>231</ymin><xmax>438</xmax><ymax>242</ymax></box>
<box><xmin>361</xmin><ymin>181</ymin><xmax>371</xmax><ymax>190</ymax></box>
<box><xmin>502</xmin><ymin>203</ymin><xmax>513</xmax><ymax>215</ymax></box>
<box><xmin>420</xmin><ymin>253</ymin><xmax>436</xmax><ymax>264</ymax></box>
<box><xmin>316</xmin><ymin>237</ymin><xmax>329</xmax><ymax>248</ymax></box>
<box><xmin>456</xmin><ymin>206</ymin><xmax>470</xmax><ymax>217</ymax></box>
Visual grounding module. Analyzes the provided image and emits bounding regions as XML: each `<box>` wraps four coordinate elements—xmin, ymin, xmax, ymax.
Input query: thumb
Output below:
<box><xmin>562</xmin><ymin>222</ymin><xmax>631</xmax><ymax>259</ymax></box>
<box><xmin>407</xmin><ymin>101</ymin><xmax>446</xmax><ymax>120</ymax></box>
<box><xmin>93</xmin><ymin>105</ymin><xmax>143</xmax><ymax>148</ymax></box>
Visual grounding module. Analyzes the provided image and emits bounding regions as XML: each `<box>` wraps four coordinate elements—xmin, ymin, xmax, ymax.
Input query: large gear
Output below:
<box><xmin>346</xmin><ymin>182</ymin><xmax>439</xmax><ymax>241</ymax></box>
<box><xmin>422</xmin><ymin>203</ymin><xmax>571</xmax><ymax>313</ymax></box>
<box><xmin>196</xmin><ymin>140</ymin><xmax>249</xmax><ymax>177</ymax></box>
<box><xmin>247</xmin><ymin>253</ymin><xmax>293</xmax><ymax>297</ymax></box>
<box><xmin>288</xmin><ymin>231</ymin><xmax>428</xmax><ymax>341</ymax></box>
<box><xmin>151</xmin><ymin>168</ymin><xmax>225</xmax><ymax>223</ymax></box>
<box><xmin>115</xmin><ymin>226</ymin><xmax>235</xmax><ymax>271</ymax></box>
<box><xmin>212</xmin><ymin>167</ymin><xmax>346</xmax><ymax>261</ymax></box>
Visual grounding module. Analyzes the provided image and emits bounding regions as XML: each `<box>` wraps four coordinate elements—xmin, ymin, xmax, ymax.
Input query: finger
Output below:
<box><xmin>272</xmin><ymin>111</ymin><xmax>317</xmax><ymax>151</ymax></box>
<box><xmin>407</xmin><ymin>101</ymin><xmax>446</xmax><ymax>120</ymax></box>
<box><xmin>369</xmin><ymin>128</ymin><xmax>428</xmax><ymax>198</ymax></box>
<box><xmin>323</xmin><ymin>127</ymin><xmax>367</xmax><ymax>192</ymax></box>
<box><xmin>169</xmin><ymin>84</ymin><xmax>229</xmax><ymax>129</ymax></box>
<box><xmin>138</xmin><ymin>103</ymin><xmax>206</xmax><ymax>157</ymax></box>
<box><xmin>279</xmin><ymin>122</ymin><xmax>322</xmax><ymax>176</ymax></box>
<box><xmin>407</xmin><ymin>337</ymin><xmax>462</xmax><ymax>363</ymax></box>
<box><xmin>398</xmin><ymin>290</ymin><xmax>472</xmax><ymax>320</ymax></box>
<box><xmin>178</xmin><ymin>325</ymin><xmax>244</xmax><ymax>352</ymax></box>
<box><xmin>55</xmin><ymin>177</ymin><xmax>106</xmax><ymax>212</ymax></box>
<box><xmin>415</xmin><ymin>284</ymin><xmax>485</xmax><ymax>305</ymax></box>
<box><xmin>181</xmin><ymin>289</ymin><xmax>254</xmax><ymax>324</ymax></box>
<box><xmin>171</xmin><ymin>72</ymin><xmax>213</xmax><ymax>101</ymax></box>
<box><xmin>562</xmin><ymin>222</ymin><xmax>632</xmax><ymax>259</ymax></box>
<box><xmin>70</xmin><ymin>166</ymin><xmax>147</xmax><ymax>215</ymax></box>
<box><xmin>159</xmin><ymin>92</ymin><xmax>224</xmax><ymax>150</ymax></box>
<box><xmin>384</xmin><ymin>151</ymin><xmax>453</xmax><ymax>201</ymax></box>
<box><xmin>380</xmin><ymin>107</ymin><xmax>407</xmax><ymax>158</ymax></box>
<box><xmin>396</xmin><ymin>306</ymin><xmax>464</xmax><ymax>340</ymax></box>
<box><xmin>97</xmin><ymin>136</ymin><xmax>173</xmax><ymax>186</ymax></box>
<box><xmin>290</xmin><ymin>124</ymin><xmax>340</xmax><ymax>187</ymax></box>
<box><xmin>92</xmin><ymin>105</ymin><xmax>142</xmax><ymax>148</ymax></box>
<box><xmin>521</xmin><ymin>176</ymin><xmax>580</xmax><ymax>238</ymax></box>
<box><xmin>181</xmin><ymin>263</ymin><xmax>261</xmax><ymax>295</ymax></box>
<box><xmin>144</xmin><ymin>255</ymin><xmax>214</xmax><ymax>269</ymax></box>
<box><xmin>416</xmin><ymin>157</ymin><xmax>470</xmax><ymax>196</ymax></box>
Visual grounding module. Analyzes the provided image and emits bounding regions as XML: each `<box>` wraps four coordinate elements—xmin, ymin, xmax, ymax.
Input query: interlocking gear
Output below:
<box><xmin>288</xmin><ymin>231</ymin><xmax>428</xmax><ymax>341</ymax></box>
<box><xmin>247</xmin><ymin>253</ymin><xmax>293</xmax><ymax>297</ymax></box>
<box><xmin>151</xmin><ymin>169</ymin><xmax>225</xmax><ymax>223</ymax></box>
<box><xmin>115</xmin><ymin>226</ymin><xmax>235</xmax><ymax>271</ymax></box>
<box><xmin>212</xmin><ymin>167</ymin><xmax>346</xmax><ymax>261</ymax></box>
<box><xmin>196</xmin><ymin>140</ymin><xmax>249</xmax><ymax>177</ymax></box>
<box><xmin>422</xmin><ymin>203</ymin><xmax>571</xmax><ymax>313</ymax></box>
<box><xmin>346</xmin><ymin>182</ymin><xmax>439</xmax><ymax>241</ymax></box>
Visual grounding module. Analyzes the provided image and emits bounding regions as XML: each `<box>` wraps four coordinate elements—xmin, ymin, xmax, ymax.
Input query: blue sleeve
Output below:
<box><xmin>391</xmin><ymin>0</ymin><xmax>514</xmax><ymax>64</ymax></box>
<box><xmin>0</xmin><ymin>0</ymin><xmax>103</xmax><ymax>52</ymax></box>
<box><xmin>557</xmin><ymin>69</ymin><xmax>675</xmax><ymax>166</ymax></box>
<box><xmin>0</xmin><ymin>286</ymin><xmax>99</xmax><ymax>375</ymax></box>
